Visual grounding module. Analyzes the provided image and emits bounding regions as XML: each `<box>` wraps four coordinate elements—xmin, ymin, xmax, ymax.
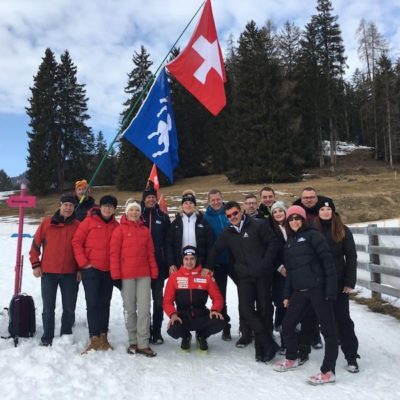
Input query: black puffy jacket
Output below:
<box><xmin>207</xmin><ymin>215</ymin><xmax>278</xmax><ymax>279</ymax></box>
<box><xmin>284</xmin><ymin>225</ymin><xmax>337</xmax><ymax>300</ymax></box>
<box><xmin>319</xmin><ymin>220</ymin><xmax>357</xmax><ymax>289</ymax></box>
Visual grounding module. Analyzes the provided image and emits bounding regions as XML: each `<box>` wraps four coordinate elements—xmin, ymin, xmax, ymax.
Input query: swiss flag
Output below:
<box><xmin>147</xmin><ymin>164</ymin><xmax>160</xmax><ymax>191</ymax></box>
<box><xmin>166</xmin><ymin>0</ymin><xmax>226</xmax><ymax>116</ymax></box>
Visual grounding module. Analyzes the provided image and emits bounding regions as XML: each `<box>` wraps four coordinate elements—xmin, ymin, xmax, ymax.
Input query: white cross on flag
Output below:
<box><xmin>166</xmin><ymin>0</ymin><xmax>226</xmax><ymax>116</ymax></box>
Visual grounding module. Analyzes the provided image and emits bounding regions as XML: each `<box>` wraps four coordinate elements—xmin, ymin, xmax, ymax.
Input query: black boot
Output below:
<box><xmin>222</xmin><ymin>323</ymin><xmax>232</xmax><ymax>341</ymax></box>
<box><xmin>181</xmin><ymin>333</ymin><xmax>192</xmax><ymax>351</ymax></box>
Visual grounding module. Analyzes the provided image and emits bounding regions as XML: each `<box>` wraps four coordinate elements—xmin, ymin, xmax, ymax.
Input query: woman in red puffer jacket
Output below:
<box><xmin>110</xmin><ymin>199</ymin><xmax>158</xmax><ymax>357</ymax></box>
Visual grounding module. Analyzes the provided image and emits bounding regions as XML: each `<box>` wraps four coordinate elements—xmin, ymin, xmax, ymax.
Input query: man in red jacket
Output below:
<box><xmin>163</xmin><ymin>246</ymin><xmax>224</xmax><ymax>352</ymax></box>
<box><xmin>30</xmin><ymin>194</ymin><xmax>80</xmax><ymax>346</ymax></box>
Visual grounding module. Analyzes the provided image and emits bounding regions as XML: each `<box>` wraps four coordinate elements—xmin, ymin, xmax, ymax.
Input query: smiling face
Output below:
<box><xmin>144</xmin><ymin>195</ymin><xmax>157</xmax><ymax>209</ymax></box>
<box><xmin>288</xmin><ymin>215</ymin><xmax>303</xmax><ymax>232</ymax></box>
<box><xmin>208</xmin><ymin>192</ymin><xmax>223</xmax><ymax>211</ymax></box>
<box><xmin>59</xmin><ymin>202</ymin><xmax>75</xmax><ymax>218</ymax></box>
<box><xmin>182</xmin><ymin>254</ymin><xmax>196</xmax><ymax>269</ymax></box>
<box><xmin>319</xmin><ymin>206</ymin><xmax>333</xmax><ymax>220</ymax></box>
<box><xmin>100</xmin><ymin>204</ymin><xmax>116</xmax><ymax>220</ymax></box>
<box><xmin>272</xmin><ymin>208</ymin><xmax>286</xmax><ymax>223</ymax></box>
<box><xmin>225</xmin><ymin>206</ymin><xmax>242</xmax><ymax>226</ymax></box>
<box><xmin>126</xmin><ymin>207</ymin><xmax>141</xmax><ymax>221</ymax></box>
<box><xmin>260</xmin><ymin>190</ymin><xmax>275</xmax><ymax>207</ymax></box>
<box><xmin>182</xmin><ymin>201</ymin><xmax>195</xmax><ymax>215</ymax></box>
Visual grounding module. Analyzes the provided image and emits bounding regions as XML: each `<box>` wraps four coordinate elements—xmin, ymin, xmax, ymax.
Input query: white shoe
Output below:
<box><xmin>273</xmin><ymin>358</ymin><xmax>299</xmax><ymax>372</ymax></box>
<box><xmin>307</xmin><ymin>370</ymin><xmax>336</xmax><ymax>385</ymax></box>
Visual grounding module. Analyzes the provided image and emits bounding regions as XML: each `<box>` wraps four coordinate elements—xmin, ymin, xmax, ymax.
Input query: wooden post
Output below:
<box><xmin>368</xmin><ymin>224</ymin><xmax>381</xmax><ymax>299</ymax></box>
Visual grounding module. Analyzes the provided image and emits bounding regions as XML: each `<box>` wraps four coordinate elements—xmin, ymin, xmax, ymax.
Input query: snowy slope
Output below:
<box><xmin>0</xmin><ymin>219</ymin><xmax>399</xmax><ymax>400</ymax></box>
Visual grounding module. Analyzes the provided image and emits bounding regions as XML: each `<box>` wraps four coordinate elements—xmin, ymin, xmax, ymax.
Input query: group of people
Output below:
<box><xmin>29</xmin><ymin>180</ymin><xmax>360</xmax><ymax>385</ymax></box>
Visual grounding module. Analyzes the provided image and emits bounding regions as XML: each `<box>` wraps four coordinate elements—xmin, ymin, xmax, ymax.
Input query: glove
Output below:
<box><xmin>113</xmin><ymin>279</ymin><xmax>122</xmax><ymax>290</ymax></box>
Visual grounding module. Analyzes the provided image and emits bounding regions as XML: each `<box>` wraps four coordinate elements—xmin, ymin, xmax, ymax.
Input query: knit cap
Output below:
<box><xmin>270</xmin><ymin>201</ymin><xmax>287</xmax><ymax>214</ymax></box>
<box><xmin>100</xmin><ymin>195</ymin><xmax>118</xmax><ymax>208</ymax></box>
<box><xmin>317</xmin><ymin>197</ymin><xmax>336</xmax><ymax>213</ymax></box>
<box><xmin>286</xmin><ymin>205</ymin><xmax>307</xmax><ymax>221</ymax></box>
<box><xmin>125</xmin><ymin>198</ymin><xmax>141</xmax><ymax>214</ymax></box>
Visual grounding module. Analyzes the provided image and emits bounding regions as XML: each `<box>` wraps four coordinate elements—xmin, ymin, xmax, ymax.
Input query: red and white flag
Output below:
<box><xmin>166</xmin><ymin>0</ymin><xmax>226</xmax><ymax>116</ymax></box>
<box><xmin>146</xmin><ymin>164</ymin><xmax>168</xmax><ymax>213</ymax></box>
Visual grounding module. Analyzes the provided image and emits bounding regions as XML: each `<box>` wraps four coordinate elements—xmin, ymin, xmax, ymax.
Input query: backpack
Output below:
<box><xmin>8</xmin><ymin>293</ymin><xmax>36</xmax><ymax>346</ymax></box>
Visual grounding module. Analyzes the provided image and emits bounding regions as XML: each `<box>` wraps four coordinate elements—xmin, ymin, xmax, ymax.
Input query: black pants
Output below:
<box><xmin>167</xmin><ymin>315</ymin><xmax>224</xmax><ymax>339</ymax></box>
<box><xmin>334</xmin><ymin>291</ymin><xmax>359</xmax><ymax>360</ymax></box>
<box><xmin>237</xmin><ymin>276</ymin><xmax>274</xmax><ymax>343</ymax></box>
<box><xmin>272</xmin><ymin>272</ymin><xmax>286</xmax><ymax>329</ymax></box>
<box><xmin>151</xmin><ymin>276</ymin><xmax>165</xmax><ymax>334</ymax></box>
<box><xmin>283</xmin><ymin>288</ymin><xmax>338</xmax><ymax>373</ymax></box>
<box><xmin>81</xmin><ymin>268</ymin><xmax>114</xmax><ymax>337</ymax></box>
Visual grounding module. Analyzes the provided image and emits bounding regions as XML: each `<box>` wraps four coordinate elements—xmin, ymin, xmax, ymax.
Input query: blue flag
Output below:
<box><xmin>122</xmin><ymin>68</ymin><xmax>179</xmax><ymax>182</ymax></box>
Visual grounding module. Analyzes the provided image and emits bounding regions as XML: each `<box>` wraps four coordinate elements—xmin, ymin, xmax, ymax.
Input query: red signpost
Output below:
<box><xmin>6</xmin><ymin>184</ymin><xmax>36</xmax><ymax>295</ymax></box>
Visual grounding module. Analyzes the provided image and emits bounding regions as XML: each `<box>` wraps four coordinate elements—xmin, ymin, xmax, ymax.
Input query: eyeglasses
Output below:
<box><xmin>226</xmin><ymin>210</ymin><xmax>240</xmax><ymax>219</ymax></box>
<box><xmin>287</xmin><ymin>216</ymin><xmax>303</xmax><ymax>222</ymax></box>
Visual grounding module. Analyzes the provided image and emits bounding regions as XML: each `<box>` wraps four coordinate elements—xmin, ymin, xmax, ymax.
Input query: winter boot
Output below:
<box><xmin>312</xmin><ymin>329</ymin><xmax>323</xmax><ymax>349</ymax></box>
<box><xmin>347</xmin><ymin>359</ymin><xmax>360</xmax><ymax>373</ymax></box>
<box><xmin>181</xmin><ymin>333</ymin><xmax>192</xmax><ymax>351</ymax></box>
<box><xmin>81</xmin><ymin>336</ymin><xmax>101</xmax><ymax>354</ymax></box>
<box><xmin>221</xmin><ymin>323</ymin><xmax>232</xmax><ymax>341</ymax></box>
<box><xmin>136</xmin><ymin>347</ymin><xmax>157</xmax><ymax>357</ymax></box>
<box><xmin>151</xmin><ymin>329</ymin><xmax>164</xmax><ymax>345</ymax></box>
<box><xmin>100</xmin><ymin>333</ymin><xmax>114</xmax><ymax>351</ymax></box>
<box><xmin>264</xmin><ymin>340</ymin><xmax>279</xmax><ymax>362</ymax></box>
<box><xmin>196</xmin><ymin>334</ymin><xmax>208</xmax><ymax>352</ymax></box>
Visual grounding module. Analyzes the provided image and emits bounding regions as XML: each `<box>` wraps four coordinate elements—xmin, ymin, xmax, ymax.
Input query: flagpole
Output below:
<box><xmin>82</xmin><ymin>1</ymin><xmax>206</xmax><ymax>203</ymax></box>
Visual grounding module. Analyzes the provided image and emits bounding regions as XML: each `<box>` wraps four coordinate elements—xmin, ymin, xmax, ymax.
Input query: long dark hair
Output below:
<box><xmin>315</xmin><ymin>213</ymin><xmax>345</xmax><ymax>243</ymax></box>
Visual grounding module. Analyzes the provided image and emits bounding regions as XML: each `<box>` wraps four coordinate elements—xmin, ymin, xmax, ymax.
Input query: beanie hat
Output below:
<box><xmin>142</xmin><ymin>185</ymin><xmax>157</xmax><ymax>201</ymax></box>
<box><xmin>286</xmin><ymin>205</ymin><xmax>307</xmax><ymax>221</ymax></box>
<box><xmin>99</xmin><ymin>195</ymin><xmax>118</xmax><ymax>208</ymax></box>
<box><xmin>182</xmin><ymin>245</ymin><xmax>197</xmax><ymax>257</ymax></box>
<box><xmin>317</xmin><ymin>197</ymin><xmax>336</xmax><ymax>213</ymax></box>
<box><xmin>60</xmin><ymin>193</ymin><xmax>77</xmax><ymax>206</ymax></box>
<box><xmin>125</xmin><ymin>198</ymin><xmax>141</xmax><ymax>214</ymax></box>
<box><xmin>75</xmin><ymin>179</ymin><xmax>88</xmax><ymax>190</ymax></box>
<box><xmin>181</xmin><ymin>192</ymin><xmax>196</xmax><ymax>206</ymax></box>
<box><xmin>270</xmin><ymin>201</ymin><xmax>287</xmax><ymax>214</ymax></box>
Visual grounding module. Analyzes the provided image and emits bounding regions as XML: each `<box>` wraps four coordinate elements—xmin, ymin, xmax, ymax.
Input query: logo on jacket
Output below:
<box><xmin>243</xmin><ymin>232</ymin><xmax>249</xmax><ymax>238</ymax></box>
<box><xmin>177</xmin><ymin>277</ymin><xmax>188</xmax><ymax>288</ymax></box>
<box><xmin>156</xmin><ymin>220</ymin><xmax>162</xmax><ymax>224</ymax></box>
<box><xmin>297</xmin><ymin>237</ymin><xmax>306</xmax><ymax>242</ymax></box>
<box><xmin>194</xmin><ymin>278</ymin><xmax>207</xmax><ymax>283</ymax></box>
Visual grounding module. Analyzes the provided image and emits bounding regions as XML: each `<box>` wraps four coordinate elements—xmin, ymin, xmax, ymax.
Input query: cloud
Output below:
<box><xmin>0</xmin><ymin>0</ymin><xmax>399</xmax><ymax>137</ymax></box>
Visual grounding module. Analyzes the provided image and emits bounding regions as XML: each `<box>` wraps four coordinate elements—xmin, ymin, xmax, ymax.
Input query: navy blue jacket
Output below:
<box><xmin>141</xmin><ymin>203</ymin><xmax>171</xmax><ymax>279</ymax></box>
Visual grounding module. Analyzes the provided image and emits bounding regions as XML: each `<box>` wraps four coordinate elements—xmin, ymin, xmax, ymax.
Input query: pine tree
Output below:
<box><xmin>0</xmin><ymin>169</ymin><xmax>13</xmax><ymax>190</ymax></box>
<box><xmin>56</xmin><ymin>50</ymin><xmax>94</xmax><ymax>189</ymax></box>
<box><xmin>91</xmin><ymin>131</ymin><xmax>116</xmax><ymax>185</ymax></box>
<box><xmin>117</xmin><ymin>46</ymin><xmax>154</xmax><ymax>190</ymax></box>
<box><xmin>26</xmin><ymin>48</ymin><xmax>59</xmax><ymax>194</ymax></box>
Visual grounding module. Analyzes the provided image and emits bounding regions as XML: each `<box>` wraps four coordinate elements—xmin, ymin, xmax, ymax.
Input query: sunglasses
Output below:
<box><xmin>288</xmin><ymin>215</ymin><xmax>303</xmax><ymax>222</ymax></box>
<box><xmin>226</xmin><ymin>210</ymin><xmax>240</xmax><ymax>219</ymax></box>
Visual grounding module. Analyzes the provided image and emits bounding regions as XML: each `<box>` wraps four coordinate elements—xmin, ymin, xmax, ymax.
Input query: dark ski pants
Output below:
<box><xmin>272</xmin><ymin>272</ymin><xmax>286</xmax><ymax>329</ymax></box>
<box><xmin>167</xmin><ymin>315</ymin><xmax>224</xmax><ymax>340</ymax></box>
<box><xmin>283</xmin><ymin>287</ymin><xmax>338</xmax><ymax>373</ymax></box>
<box><xmin>334</xmin><ymin>291</ymin><xmax>359</xmax><ymax>360</ymax></box>
<box><xmin>41</xmin><ymin>272</ymin><xmax>77</xmax><ymax>343</ymax></box>
<box><xmin>81</xmin><ymin>267</ymin><xmax>114</xmax><ymax>337</ymax></box>
<box><xmin>151</xmin><ymin>276</ymin><xmax>165</xmax><ymax>334</ymax></box>
<box><xmin>237</xmin><ymin>276</ymin><xmax>274</xmax><ymax>344</ymax></box>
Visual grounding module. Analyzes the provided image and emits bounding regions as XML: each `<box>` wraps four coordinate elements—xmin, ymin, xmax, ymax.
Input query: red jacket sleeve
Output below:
<box><xmin>109</xmin><ymin>226</ymin><xmax>122</xmax><ymax>279</ymax></box>
<box><xmin>29</xmin><ymin>219</ymin><xmax>47</xmax><ymax>267</ymax></box>
<box><xmin>71</xmin><ymin>218</ymin><xmax>91</xmax><ymax>268</ymax></box>
<box><xmin>208</xmin><ymin>276</ymin><xmax>224</xmax><ymax>312</ymax></box>
<box><xmin>163</xmin><ymin>274</ymin><xmax>177</xmax><ymax>317</ymax></box>
<box><xmin>146</xmin><ymin>230</ymin><xmax>159</xmax><ymax>280</ymax></box>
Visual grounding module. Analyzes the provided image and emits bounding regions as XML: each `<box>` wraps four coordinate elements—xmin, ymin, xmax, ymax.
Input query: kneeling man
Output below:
<box><xmin>163</xmin><ymin>246</ymin><xmax>224</xmax><ymax>352</ymax></box>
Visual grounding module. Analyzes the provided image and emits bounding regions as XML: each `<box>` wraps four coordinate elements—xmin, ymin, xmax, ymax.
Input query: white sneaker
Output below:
<box><xmin>273</xmin><ymin>358</ymin><xmax>299</xmax><ymax>372</ymax></box>
<box><xmin>307</xmin><ymin>370</ymin><xmax>336</xmax><ymax>385</ymax></box>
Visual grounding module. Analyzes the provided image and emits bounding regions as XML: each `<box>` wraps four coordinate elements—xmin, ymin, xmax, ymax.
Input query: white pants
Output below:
<box><xmin>121</xmin><ymin>277</ymin><xmax>151</xmax><ymax>349</ymax></box>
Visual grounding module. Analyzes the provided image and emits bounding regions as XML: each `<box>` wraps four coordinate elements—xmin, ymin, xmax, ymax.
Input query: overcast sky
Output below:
<box><xmin>1</xmin><ymin>0</ymin><xmax>399</xmax><ymax>177</ymax></box>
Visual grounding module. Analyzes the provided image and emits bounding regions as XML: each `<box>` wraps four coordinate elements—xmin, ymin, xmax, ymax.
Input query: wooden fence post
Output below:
<box><xmin>368</xmin><ymin>224</ymin><xmax>381</xmax><ymax>299</ymax></box>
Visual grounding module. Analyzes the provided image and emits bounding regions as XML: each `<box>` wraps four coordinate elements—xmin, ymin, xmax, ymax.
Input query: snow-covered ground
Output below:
<box><xmin>322</xmin><ymin>140</ymin><xmax>373</xmax><ymax>156</ymax></box>
<box><xmin>0</xmin><ymin>218</ymin><xmax>399</xmax><ymax>400</ymax></box>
